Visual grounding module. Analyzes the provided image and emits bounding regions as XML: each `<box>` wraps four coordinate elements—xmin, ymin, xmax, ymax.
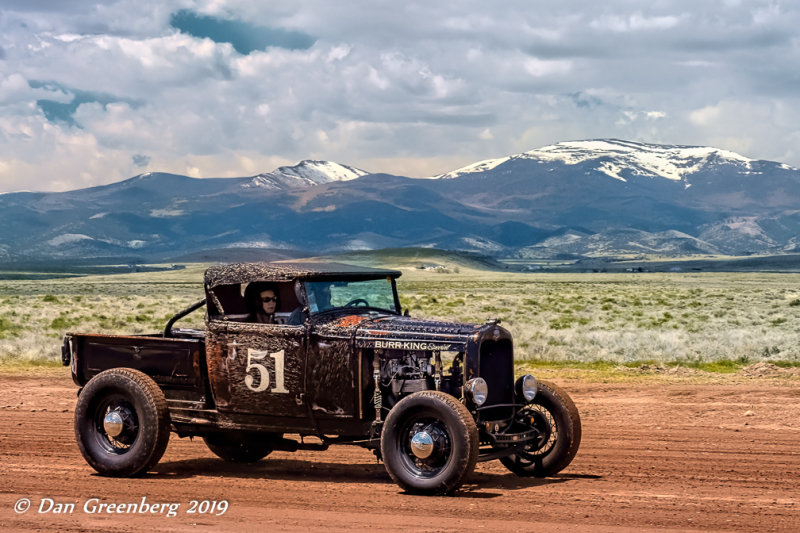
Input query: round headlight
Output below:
<box><xmin>515</xmin><ymin>374</ymin><xmax>538</xmax><ymax>402</ymax></box>
<box><xmin>464</xmin><ymin>377</ymin><xmax>488</xmax><ymax>407</ymax></box>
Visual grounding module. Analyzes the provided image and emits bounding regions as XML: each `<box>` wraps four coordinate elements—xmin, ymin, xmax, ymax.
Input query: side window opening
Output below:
<box><xmin>208</xmin><ymin>282</ymin><xmax>301</xmax><ymax>324</ymax></box>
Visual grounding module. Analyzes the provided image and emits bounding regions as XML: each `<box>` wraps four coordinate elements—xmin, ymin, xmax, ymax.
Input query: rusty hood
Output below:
<box><xmin>347</xmin><ymin>315</ymin><xmax>501</xmax><ymax>352</ymax></box>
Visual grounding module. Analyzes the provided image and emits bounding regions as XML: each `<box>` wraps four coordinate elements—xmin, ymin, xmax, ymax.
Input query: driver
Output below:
<box><xmin>244</xmin><ymin>282</ymin><xmax>280</xmax><ymax>324</ymax></box>
<box><xmin>307</xmin><ymin>283</ymin><xmax>332</xmax><ymax>313</ymax></box>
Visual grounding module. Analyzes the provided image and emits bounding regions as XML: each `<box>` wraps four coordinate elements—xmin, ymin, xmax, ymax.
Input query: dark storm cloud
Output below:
<box><xmin>569</xmin><ymin>92</ymin><xmax>606</xmax><ymax>111</ymax></box>
<box><xmin>132</xmin><ymin>154</ymin><xmax>150</xmax><ymax>167</ymax></box>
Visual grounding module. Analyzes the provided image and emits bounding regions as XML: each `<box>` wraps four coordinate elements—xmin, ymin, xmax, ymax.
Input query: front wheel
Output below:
<box><xmin>499</xmin><ymin>380</ymin><xmax>581</xmax><ymax>477</ymax></box>
<box><xmin>74</xmin><ymin>368</ymin><xmax>171</xmax><ymax>477</ymax></box>
<box><xmin>381</xmin><ymin>391</ymin><xmax>478</xmax><ymax>495</ymax></box>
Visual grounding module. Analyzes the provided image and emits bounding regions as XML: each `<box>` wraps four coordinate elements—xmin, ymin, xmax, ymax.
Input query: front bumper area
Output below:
<box><xmin>474</xmin><ymin>401</ymin><xmax>544</xmax><ymax>462</ymax></box>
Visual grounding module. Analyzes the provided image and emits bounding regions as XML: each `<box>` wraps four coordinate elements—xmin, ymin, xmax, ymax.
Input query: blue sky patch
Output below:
<box><xmin>29</xmin><ymin>81</ymin><xmax>140</xmax><ymax>127</ymax></box>
<box><xmin>169</xmin><ymin>10</ymin><xmax>316</xmax><ymax>54</ymax></box>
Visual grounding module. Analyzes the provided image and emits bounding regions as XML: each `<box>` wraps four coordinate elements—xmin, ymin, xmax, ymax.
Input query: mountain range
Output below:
<box><xmin>2</xmin><ymin>139</ymin><xmax>799</xmax><ymax>264</ymax></box>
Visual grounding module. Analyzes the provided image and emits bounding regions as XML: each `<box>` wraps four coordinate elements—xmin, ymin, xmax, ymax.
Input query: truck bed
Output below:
<box><xmin>64</xmin><ymin>329</ymin><xmax>208</xmax><ymax>405</ymax></box>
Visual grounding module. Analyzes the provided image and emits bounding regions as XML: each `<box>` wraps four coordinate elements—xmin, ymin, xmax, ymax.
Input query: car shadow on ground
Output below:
<box><xmin>145</xmin><ymin>457</ymin><xmax>602</xmax><ymax>496</ymax></box>
<box><xmin>150</xmin><ymin>457</ymin><xmax>390</xmax><ymax>483</ymax></box>
<box><xmin>461</xmin><ymin>471</ymin><xmax>602</xmax><ymax>496</ymax></box>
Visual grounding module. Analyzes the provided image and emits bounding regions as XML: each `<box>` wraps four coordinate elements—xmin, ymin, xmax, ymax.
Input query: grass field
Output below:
<box><xmin>397</xmin><ymin>268</ymin><xmax>800</xmax><ymax>367</ymax></box>
<box><xmin>1</xmin><ymin>260</ymin><xmax>800</xmax><ymax>370</ymax></box>
<box><xmin>0</xmin><ymin>264</ymin><xmax>208</xmax><ymax>363</ymax></box>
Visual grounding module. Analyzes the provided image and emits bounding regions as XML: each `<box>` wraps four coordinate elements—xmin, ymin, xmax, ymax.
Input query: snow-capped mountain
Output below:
<box><xmin>2</xmin><ymin>140</ymin><xmax>800</xmax><ymax>264</ymax></box>
<box><xmin>243</xmin><ymin>160</ymin><xmax>369</xmax><ymax>190</ymax></box>
<box><xmin>438</xmin><ymin>139</ymin><xmax>792</xmax><ymax>183</ymax></box>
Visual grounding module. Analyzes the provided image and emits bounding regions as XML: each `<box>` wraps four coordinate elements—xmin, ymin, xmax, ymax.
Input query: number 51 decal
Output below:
<box><xmin>244</xmin><ymin>349</ymin><xmax>289</xmax><ymax>394</ymax></box>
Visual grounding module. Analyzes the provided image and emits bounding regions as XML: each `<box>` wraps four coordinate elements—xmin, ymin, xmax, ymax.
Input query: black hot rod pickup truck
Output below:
<box><xmin>63</xmin><ymin>261</ymin><xmax>581</xmax><ymax>495</ymax></box>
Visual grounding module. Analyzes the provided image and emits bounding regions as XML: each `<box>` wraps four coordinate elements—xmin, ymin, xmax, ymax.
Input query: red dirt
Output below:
<box><xmin>1</xmin><ymin>373</ymin><xmax>799</xmax><ymax>532</ymax></box>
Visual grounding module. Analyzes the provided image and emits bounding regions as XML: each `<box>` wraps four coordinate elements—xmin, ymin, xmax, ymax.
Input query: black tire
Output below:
<box><xmin>203</xmin><ymin>432</ymin><xmax>281</xmax><ymax>462</ymax></box>
<box><xmin>74</xmin><ymin>368</ymin><xmax>171</xmax><ymax>477</ymax></box>
<box><xmin>499</xmin><ymin>380</ymin><xmax>581</xmax><ymax>477</ymax></box>
<box><xmin>381</xmin><ymin>390</ymin><xmax>478</xmax><ymax>495</ymax></box>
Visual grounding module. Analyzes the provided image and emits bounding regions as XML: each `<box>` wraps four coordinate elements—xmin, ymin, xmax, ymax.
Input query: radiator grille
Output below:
<box><xmin>478</xmin><ymin>338</ymin><xmax>514</xmax><ymax>420</ymax></box>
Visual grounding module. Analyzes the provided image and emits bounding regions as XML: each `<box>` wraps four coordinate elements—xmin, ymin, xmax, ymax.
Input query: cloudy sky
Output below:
<box><xmin>1</xmin><ymin>0</ymin><xmax>799</xmax><ymax>192</ymax></box>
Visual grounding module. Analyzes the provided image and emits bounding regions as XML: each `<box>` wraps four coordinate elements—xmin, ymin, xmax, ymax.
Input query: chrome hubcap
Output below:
<box><xmin>103</xmin><ymin>410</ymin><xmax>125</xmax><ymax>437</ymax></box>
<box><xmin>410</xmin><ymin>430</ymin><xmax>434</xmax><ymax>459</ymax></box>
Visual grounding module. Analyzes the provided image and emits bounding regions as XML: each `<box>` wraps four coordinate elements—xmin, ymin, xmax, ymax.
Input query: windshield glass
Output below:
<box><xmin>304</xmin><ymin>278</ymin><xmax>397</xmax><ymax>314</ymax></box>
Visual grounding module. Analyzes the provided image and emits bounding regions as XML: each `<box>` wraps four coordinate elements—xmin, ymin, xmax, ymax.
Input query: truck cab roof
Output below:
<box><xmin>204</xmin><ymin>261</ymin><xmax>402</xmax><ymax>288</ymax></box>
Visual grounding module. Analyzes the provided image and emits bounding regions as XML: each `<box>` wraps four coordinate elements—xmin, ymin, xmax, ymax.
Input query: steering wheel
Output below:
<box><xmin>344</xmin><ymin>298</ymin><xmax>369</xmax><ymax>308</ymax></box>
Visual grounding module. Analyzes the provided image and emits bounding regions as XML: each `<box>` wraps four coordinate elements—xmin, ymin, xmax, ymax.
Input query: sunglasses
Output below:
<box><xmin>261</xmin><ymin>296</ymin><xmax>278</xmax><ymax>303</ymax></box>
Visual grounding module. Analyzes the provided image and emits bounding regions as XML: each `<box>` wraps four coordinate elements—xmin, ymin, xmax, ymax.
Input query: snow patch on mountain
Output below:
<box><xmin>341</xmin><ymin>239</ymin><xmax>374</xmax><ymax>251</ymax></box>
<box><xmin>278</xmin><ymin>160</ymin><xmax>369</xmax><ymax>183</ymax></box>
<box><xmin>439</xmin><ymin>139</ymin><xmax>756</xmax><ymax>182</ymax></box>
<box><xmin>243</xmin><ymin>175</ymin><xmax>283</xmax><ymax>190</ymax></box>
<box><xmin>435</xmin><ymin>156</ymin><xmax>511</xmax><ymax>179</ymax></box>
<box><xmin>537</xmin><ymin>232</ymin><xmax>586</xmax><ymax>247</ymax></box>
<box><xmin>226</xmin><ymin>240</ymin><xmax>279</xmax><ymax>249</ymax></box>
<box><xmin>698</xmin><ymin>217</ymin><xmax>778</xmax><ymax>253</ymax></box>
<box><xmin>150</xmin><ymin>209</ymin><xmax>185</xmax><ymax>218</ymax></box>
<box><xmin>597</xmin><ymin>161</ymin><xmax>625</xmax><ymax>182</ymax></box>
<box><xmin>47</xmin><ymin>234</ymin><xmax>94</xmax><ymax>246</ymax></box>
<box><xmin>628</xmin><ymin>230</ymin><xmax>720</xmax><ymax>254</ymax></box>
<box><xmin>459</xmin><ymin>236</ymin><xmax>505</xmax><ymax>252</ymax></box>
<box><xmin>516</xmin><ymin>228</ymin><xmax>721</xmax><ymax>258</ymax></box>
<box><xmin>719</xmin><ymin>217</ymin><xmax>768</xmax><ymax>238</ymax></box>
<box><xmin>243</xmin><ymin>160</ymin><xmax>369</xmax><ymax>190</ymax></box>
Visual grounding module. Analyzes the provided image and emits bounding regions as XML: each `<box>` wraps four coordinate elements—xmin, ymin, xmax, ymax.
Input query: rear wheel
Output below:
<box><xmin>499</xmin><ymin>380</ymin><xmax>581</xmax><ymax>477</ymax></box>
<box><xmin>74</xmin><ymin>368</ymin><xmax>171</xmax><ymax>477</ymax></box>
<box><xmin>381</xmin><ymin>391</ymin><xmax>478</xmax><ymax>495</ymax></box>
<box><xmin>203</xmin><ymin>432</ymin><xmax>281</xmax><ymax>462</ymax></box>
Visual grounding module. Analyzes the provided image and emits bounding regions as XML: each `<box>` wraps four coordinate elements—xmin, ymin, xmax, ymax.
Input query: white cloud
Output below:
<box><xmin>0</xmin><ymin>0</ymin><xmax>798</xmax><ymax>191</ymax></box>
<box><xmin>524</xmin><ymin>57</ymin><xmax>572</xmax><ymax>78</ymax></box>
<box><xmin>326</xmin><ymin>44</ymin><xmax>350</xmax><ymax>62</ymax></box>
<box><xmin>592</xmin><ymin>13</ymin><xmax>681</xmax><ymax>32</ymax></box>
<box><xmin>689</xmin><ymin>105</ymin><xmax>723</xmax><ymax>126</ymax></box>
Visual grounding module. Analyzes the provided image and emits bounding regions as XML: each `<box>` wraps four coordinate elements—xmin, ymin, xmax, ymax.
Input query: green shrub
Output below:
<box><xmin>0</xmin><ymin>316</ymin><xmax>22</xmax><ymax>339</ymax></box>
<box><xmin>49</xmin><ymin>315</ymin><xmax>75</xmax><ymax>330</ymax></box>
<box><xmin>549</xmin><ymin>317</ymin><xmax>574</xmax><ymax>330</ymax></box>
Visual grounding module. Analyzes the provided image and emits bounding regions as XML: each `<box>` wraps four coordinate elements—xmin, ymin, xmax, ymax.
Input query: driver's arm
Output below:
<box><xmin>287</xmin><ymin>306</ymin><xmax>305</xmax><ymax>325</ymax></box>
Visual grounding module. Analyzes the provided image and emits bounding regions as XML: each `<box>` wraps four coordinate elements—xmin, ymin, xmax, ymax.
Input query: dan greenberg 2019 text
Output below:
<box><xmin>15</xmin><ymin>497</ymin><xmax>228</xmax><ymax>518</ymax></box>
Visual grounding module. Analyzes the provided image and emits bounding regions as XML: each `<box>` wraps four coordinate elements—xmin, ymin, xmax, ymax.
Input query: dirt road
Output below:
<box><xmin>1</xmin><ymin>372</ymin><xmax>799</xmax><ymax>532</ymax></box>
